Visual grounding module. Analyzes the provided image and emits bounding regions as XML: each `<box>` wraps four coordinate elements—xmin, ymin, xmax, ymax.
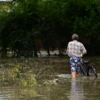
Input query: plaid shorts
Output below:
<box><xmin>70</xmin><ymin>57</ymin><xmax>82</xmax><ymax>73</ymax></box>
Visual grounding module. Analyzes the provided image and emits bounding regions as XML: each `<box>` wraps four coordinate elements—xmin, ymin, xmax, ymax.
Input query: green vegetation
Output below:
<box><xmin>0</xmin><ymin>60</ymin><xmax>56</xmax><ymax>87</ymax></box>
<box><xmin>0</xmin><ymin>0</ymin><xmax>100</xmax><ymax>57</ymax></box>
<box><xmin>0</xmin><ymin>64</ymin><xmax>37</xmax><ymax>87</ymax></box>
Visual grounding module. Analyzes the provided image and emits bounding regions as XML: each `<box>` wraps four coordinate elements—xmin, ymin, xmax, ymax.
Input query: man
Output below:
<box><xmin>67</xmin><ymin>34</ymin><xmax>87</xmax><ymax>78</ymax></box>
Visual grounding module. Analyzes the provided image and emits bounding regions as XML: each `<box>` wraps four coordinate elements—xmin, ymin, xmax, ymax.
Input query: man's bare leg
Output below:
<box><xmin>76</xmin><ymin>73</ymin><xmax>80</xmax><ymax>77</ymax></box>
<box><xmin>71</xmin><ymin>72</ymin><xmax>76</xmax><ymax>78</ymax></box>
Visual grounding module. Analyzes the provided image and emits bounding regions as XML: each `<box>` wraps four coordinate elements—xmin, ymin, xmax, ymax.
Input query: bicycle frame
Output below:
<box><xmin>80</xmin><ymin>60</ymin><xmax>98</xmax><ymax>77</ymax></box>
<box><xmin>80</xmin><ymin>65</ymin><xmax>87</xmax><ymax>76</ymax></box>
<box><xmin>80</xmin><ymin>60</ymin><xmax>89</xmax><ymax>76</ymax></box>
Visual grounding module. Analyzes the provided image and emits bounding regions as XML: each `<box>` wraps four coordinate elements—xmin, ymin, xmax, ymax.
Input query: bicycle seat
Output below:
<box><xmin>83</xmin><ymin>60</ymin><xmax>89</xmax><ymax>64</ymax></box>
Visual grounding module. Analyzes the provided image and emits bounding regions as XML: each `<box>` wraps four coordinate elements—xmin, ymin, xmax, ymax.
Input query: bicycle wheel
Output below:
<box><xmin>87</xmin><ymin>66</ymin><xmax>98</xmax><ymax>78</ymax></box>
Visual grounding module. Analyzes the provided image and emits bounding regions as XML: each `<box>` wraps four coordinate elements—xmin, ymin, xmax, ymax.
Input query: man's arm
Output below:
<box><xmin>83</xmin><ymin>51</ymin><xmax>87</xmax><ymax>55</ymax></box>
<box><xmin>81</xmin><ymin>43</ymin><xmax>87</xmax><ymax>55</ymax></box>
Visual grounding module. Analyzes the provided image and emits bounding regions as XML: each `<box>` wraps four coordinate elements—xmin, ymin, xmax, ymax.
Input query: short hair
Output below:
<box><xmin>72</xmin><ymin>34</ymin><xmax>78</xmax><ymax>40</ymax></box>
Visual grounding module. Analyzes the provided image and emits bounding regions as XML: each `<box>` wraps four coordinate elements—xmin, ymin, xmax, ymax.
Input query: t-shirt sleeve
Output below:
<box><xmin>81</xmin><ymin>44</ymin><xmax>87</xmax><ymax>53</ymax></box>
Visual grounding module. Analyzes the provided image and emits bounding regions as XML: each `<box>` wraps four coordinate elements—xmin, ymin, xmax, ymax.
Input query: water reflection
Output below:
<box><xmin>69</xmin><ymin>77</ymin><xmax>99</xmax><ymax>100</ymax></box>
<box><xmin>0</xmin><ymin>86</ymin><xmax>38</xmax><ymax>100</ymax></box>
<box><xmin>0</xmin><ymin>76</ymin><xmax>99</xmax><ymax>100</ymax></box>
<box><xmin>69</xmin><ymin>78</ymin><xmax>84</xmax><ymax>100</ymax></box>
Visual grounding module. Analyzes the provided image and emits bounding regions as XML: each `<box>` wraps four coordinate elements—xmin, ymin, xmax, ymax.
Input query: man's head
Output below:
<box><xmin>72</xmin><ymin>33</ymin><xmax>78</xmax><ymax>40</ymax></box>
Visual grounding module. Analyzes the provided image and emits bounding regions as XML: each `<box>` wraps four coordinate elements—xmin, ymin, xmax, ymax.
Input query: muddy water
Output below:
<box><xmin>0</xmin><ymin>56</ymin><xmax>100</xmax><ymax>100</ymax></box>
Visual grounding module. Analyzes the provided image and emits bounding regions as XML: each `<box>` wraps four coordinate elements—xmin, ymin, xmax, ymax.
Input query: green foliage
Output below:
<box><xmin>0</xmin><ymin>64</ymin><xmax>37</xmax><ymax>87</ymax></box>
<box><xmin>0</xmin><ymin>59</ymin><xmax>56</xmax><ymax>87</ymax></box>
<box><xmin>0</xmin><ymin>0</ymin><xmax>40</xmax><ymax>57</ymax></box>
<box><xmin>0</xmin><ymin>0</ymin><xmax>100</xmax><ymax>56</ymax></box>
<box><xmin>19</xmin><ymin>74</ymin><xmax>37</xmax><ymax>87</ymax></box>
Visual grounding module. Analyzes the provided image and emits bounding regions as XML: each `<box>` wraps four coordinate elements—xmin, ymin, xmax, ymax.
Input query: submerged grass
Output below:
<box><xmin>0</xmin><ymin>61</ymin><xmax>56</xmax><ymax>87</ymax></box>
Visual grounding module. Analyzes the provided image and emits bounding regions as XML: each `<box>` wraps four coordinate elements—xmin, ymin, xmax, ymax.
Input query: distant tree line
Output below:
<box><xmin>0</xmin><ymin>0</ymin><xmax>100</xmax><ymax>57</ymax></box>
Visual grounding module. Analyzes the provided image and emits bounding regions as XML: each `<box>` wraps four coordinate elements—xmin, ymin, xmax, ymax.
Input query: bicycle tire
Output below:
<box><xmin>87</xmin><ymin>66</ymin><xmax>98</xmax><ymax>78</ymax></box>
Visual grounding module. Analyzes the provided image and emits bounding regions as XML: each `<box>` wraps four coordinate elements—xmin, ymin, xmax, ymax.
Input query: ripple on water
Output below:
<box><xmin>56</xmin><ymin>74</ymin><xmax>71</xmax><ymax>78</ymax></box>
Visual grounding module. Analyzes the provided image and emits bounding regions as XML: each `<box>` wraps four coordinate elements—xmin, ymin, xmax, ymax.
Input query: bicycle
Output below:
<box><xmin>80</xmin><ymin>60</ymin><xmax>98</xmax><ymax>78</ymax></box>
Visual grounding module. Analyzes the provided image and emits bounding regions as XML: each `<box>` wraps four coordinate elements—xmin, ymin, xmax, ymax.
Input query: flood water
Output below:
<box><xmin>0</xmin><ymin>56</ymin><xmax>100</xmax><ymax>100</ymax></box>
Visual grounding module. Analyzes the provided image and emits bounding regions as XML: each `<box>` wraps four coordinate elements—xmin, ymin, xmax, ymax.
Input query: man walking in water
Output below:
<box><xmin>67</xmin><ymin>34</ymin><xmax>87</xmax><ymax>78</ymax></box>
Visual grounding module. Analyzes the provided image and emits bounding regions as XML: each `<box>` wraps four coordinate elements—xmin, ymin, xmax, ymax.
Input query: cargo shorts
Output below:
<box><xmin>70</xmin><ymin>57</ymin><xmax>82</xmax><ymax>73</ymax></box>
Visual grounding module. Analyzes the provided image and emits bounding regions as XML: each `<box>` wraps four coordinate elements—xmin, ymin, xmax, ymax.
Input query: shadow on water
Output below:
<box><xmin>0</xmin><ymin>56</ymin><xmax>100</xmax><ymax>99</ymax></box>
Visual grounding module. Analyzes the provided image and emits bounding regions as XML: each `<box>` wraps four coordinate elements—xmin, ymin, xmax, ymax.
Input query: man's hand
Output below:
<box><xmin>83</xmin><ymin>52</ymin><xmax>87</xmax><ymax>55</ymax></box>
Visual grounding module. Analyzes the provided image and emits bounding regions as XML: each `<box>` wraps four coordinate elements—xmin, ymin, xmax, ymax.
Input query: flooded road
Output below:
<box><xmin>0</xmin><ymin>56</ymin><xmax>100</xmax><ymax>100</ymax></box>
